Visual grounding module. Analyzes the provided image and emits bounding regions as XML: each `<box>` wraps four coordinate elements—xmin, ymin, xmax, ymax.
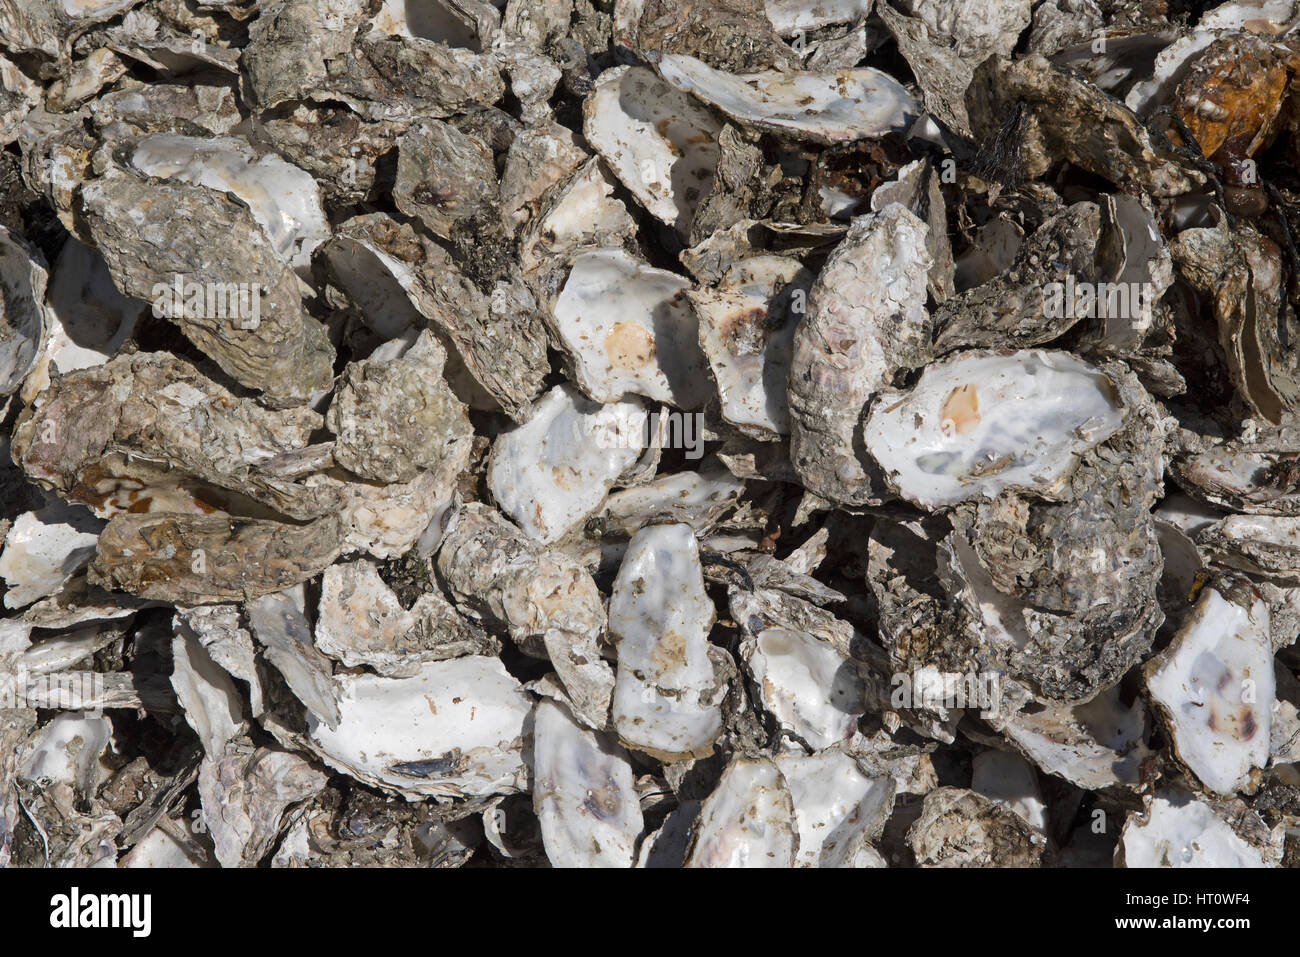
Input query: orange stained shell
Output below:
<box><xmin>1172</xmin><ymin>33</ymin><xmax>1299</xmax><ymax>167</ymax></box>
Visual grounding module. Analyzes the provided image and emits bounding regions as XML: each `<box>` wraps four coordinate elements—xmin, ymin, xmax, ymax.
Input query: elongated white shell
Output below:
<box><xmin>552</xmin><ymin>249</ymin><xmax>711</xmax><ymax>409</ymax></box>
<box><xmin>308</xmin><ymin>657</ymin><xmax>533</xmax><ymax>799</ymax></box>
<box><xmin>532</xmin><ymin>698</ymin><xmax>643</xmax><ymax>867</ymax></box>
<box><xmin>610</xmin><ymin>523</ymin><xmax>723</xmax><ymax>760</ymax></box>
<box><xmin>656</xmin><ymin>53</ymin><xmax>917</xmax><ymax>144</ymax></box>
<box><xmin>488</xmin><ymin>384</ymin><xmax>648</xmax><ymax>543</ymax></box>
<box><xmin>583</xmin><ymin>65</ymin><xmax>721</xmax><ymax>231</ymax></box>
<box><xmin>685</xmin><ymin>755</ymin><xmax>797</xmax><ymax>867</ymax></box>
<box><xmin>865</xmin><ymin>350</ymin><xmax>1126</xmax><ymax>508</ymax></box>
<box><xmin>1145</xmin><ymin>586</ymin><xmax>1273</xmax><ymax>795</ymax></box>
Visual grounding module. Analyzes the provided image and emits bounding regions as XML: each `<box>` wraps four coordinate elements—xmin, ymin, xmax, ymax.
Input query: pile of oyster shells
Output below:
<box><xmin>6</xmin><ymin>0</ymin><xmax>1300</xmax><ymax>869</ymax></box>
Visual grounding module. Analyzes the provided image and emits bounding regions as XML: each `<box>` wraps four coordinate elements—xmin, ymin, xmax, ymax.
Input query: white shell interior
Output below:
<box><xmin>865</xmin><ymin>350</ymin><xmax>1126</xmax><ymax>508</ymax></box>
<box><xmin>610</xmin><ymin>523</ymin><xmax>723</xmax><ymax>760</ymax></box>
<box><xmin>308</xmin><ymin>656</ymin><xmax>532</xmax><ymax>798</ymax></box>
<box><xmin>685</xmin><ymin>755</ymin><xmax>796</xmax><ymax>867</ymax></box>
<box><xmin>532</xmin><ymin>698</ymin><xmax>643</xmax><ymax>867</ymax></box>
<box><xmin>584</xmin><ymin>65</ymin><xmax>721</xmax><ymax>231</ymax></box>
<box><xmin>552</xmin><ymin>249</ymin><xmax>711</xmax><ymax>409</ymax></box>
<box><xmin>748</xmin><ymin>627</ymin><xmax>863</xmax><ymax>749</ymax></box>
<box><xmin>0</xmin><ymin>503</ymin><xmax>103</xmax><ymax>609</ymax></box>
<box><xmin>1146</xmin><ymin>587</ymin><xmax>1274</xmax><ymax>795</ymax></box>
<box><xmin>775</xmin><ymin>749</ymin><xmax>893</xmax><ymax>867</ymax></box>
<box><xmin>657</xmin><ymin>53</ymin><xmax>917</xmax><ymax>143</ymax></box>
<box><xmin>488</xmin><ymin>384</ymin><xmax>648</xmax><ymax>543</ymax></box>
<box><xmin>1121</xmin><ymin>794</ymin><xmax>1272</xmax><ymax>867</ymax></box>
<box><xmin>693</xmin><ymin>256</ymin><xmax>810</xmax><ymax>438</ymax></box>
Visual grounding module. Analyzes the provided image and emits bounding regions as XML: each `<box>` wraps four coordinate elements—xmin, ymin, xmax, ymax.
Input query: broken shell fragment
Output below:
<box><xmin>988</xmin><ymin>685</ymin><xmax>1152</xmax><ymax>790</ymax></box>
<box><xmin>0</xmin><ymin>503</ymin><xmax>102</xmax><ymax>609</ymax></box>
<box><xmin>1198</xmin><ymin>514</ymin><xmax>1300</xmax><ymax>582</ymax></box>
<box><xmin>437</xmin><ymin>503</ymin><xmax>612</xmax><ymax>729</ymax></box>
<box><xmin>0</xmin><ymin>225</ymin><xmax>50</xmax><ymax>399</ymax></box>
<box><xmin>316</xmin><ymin>560</ymin><xmax>493</xmax><ymax>677</ymax></box>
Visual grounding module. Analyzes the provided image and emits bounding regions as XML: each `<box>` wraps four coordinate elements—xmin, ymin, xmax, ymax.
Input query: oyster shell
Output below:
<box><xmin>691</xmin><ymin>255</ymin><xmax>812</xmax><ymax>440</ymax></box>
<box><xmin>610</xmin><ymin>523</ymin><xmax>724</xmax><ymax>761</ymax></box>
<box><xmin>864</xmin><ymin>350</ymin><xmax>1127</xmax><ymax>509</ymax></box>
<box><xmin>127</xmin><ymin>134</ymin><xmax>329</xmax><ymax>277</ymax></box>
<box><xmin>89</xmin><ymin>513</ymin><xmax>342</xmax><ymax>604</ymax></box>
<box><xmin>327</xmin><ymin>330</ymin><xmax>473</xmax><ymax>485</ymax></box>
<box><xmin>197</xmin><ymin>742</ymin><xmax>328</xmax><ymax>868</ymax></box>
<box><xmin>551</xmin><ymin>249</ymin><xmax>712</xmax><ymax>410</ymax></box>
<box><xmin>654</xmin><ymin>54</ymin><xmax>918</xmax><ymax>144</ymax></box>
<box><xmin>79</xmin><ymin>165</ymin><xmax>335</xmax><ymax>407</ymax></box>
<box><xmin>787</xmin><ymin>203</ymin><xmax>933</xmax><ymax>505</ymax></box>
<box><xmin>683</xmin><ymin>754</ymin><xmax>796</xmax><ymax>867</ymax></box>
<box><xmin>0</xmin><ymin>225</ymin><xmax>50</xmax><ymax>399</ymax></box>
<box><xmin>1119</xmin><ymin>791</ymin><xmax>1282</xmax><ymax>867</ymax></box>
<box><xmin>307</xmin><ymin>656</ymin><xmax>532</xmax><ymax>799</ymax></box>
<box><xmin>743</xmin><ymin>627</ymin><xmax>864</xmax><ymax>748</ymax></box>
<box><xmin>1145</xmin><ymin>582</ymin><xmax>1274</xmax><ymax>795</ymax></box>
<box><xmin>488</xmin><ymin>384</ymin><xmax>648</xmax><ymax>544</ymax></box>
<box><xmin>531</xmin><ymin>697</ymin><xmax>643</xmax><ymax>867</ymax></box>
<box><xmin>907</xmin><ymin>787</ymin><xmax>1046</xmax><ymax>867</ymax></box>
<box><xmin>583</xmin><ymin>65</ymin><xmax>722</xmax><ymax>233</ymax></box>
<box><xmin>775</xmin><ymin>749</ymin><xmax>894</xmax><ymax>867</ymax></box>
